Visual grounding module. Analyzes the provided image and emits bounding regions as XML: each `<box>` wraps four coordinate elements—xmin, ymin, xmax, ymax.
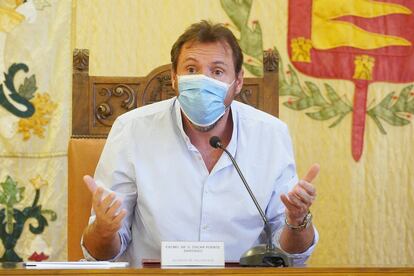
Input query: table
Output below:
<box><xmin>0</xmin><ymin>264</ymin><xmax>413</xmax><ymax>276</ymax></box>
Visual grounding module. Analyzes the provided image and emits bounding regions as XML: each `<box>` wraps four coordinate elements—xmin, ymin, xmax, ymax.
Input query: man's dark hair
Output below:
<box><xmin>170</xmin><ymin>20</ymin><xmax>243</xmax><ymax>75</ymax></box>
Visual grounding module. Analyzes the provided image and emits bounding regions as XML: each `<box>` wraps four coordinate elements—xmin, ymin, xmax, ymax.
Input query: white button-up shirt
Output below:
<box><xmin>82</xmin><ymin>98</ymin><xmax>318</xmax><ymax>267</ymax></box>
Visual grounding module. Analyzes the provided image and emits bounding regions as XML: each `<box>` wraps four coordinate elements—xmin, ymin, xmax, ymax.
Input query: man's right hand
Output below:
<box><xmin>83</xmin><ymin>175</ymin><xmax>127</xmax><ymax>238</ymax></box>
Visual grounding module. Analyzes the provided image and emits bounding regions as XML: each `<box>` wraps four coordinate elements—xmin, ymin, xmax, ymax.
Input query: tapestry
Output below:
<box><xmin>0</xmin><ymin>0</ymin><xmax>71</xmax><ymax>261</ymax></box>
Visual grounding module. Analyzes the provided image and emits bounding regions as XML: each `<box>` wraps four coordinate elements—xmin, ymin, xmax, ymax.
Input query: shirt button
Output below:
<box><xmin>202</xmin><ymin>225</ymin><xmax>209</xmax><ymax>230</ymax></box>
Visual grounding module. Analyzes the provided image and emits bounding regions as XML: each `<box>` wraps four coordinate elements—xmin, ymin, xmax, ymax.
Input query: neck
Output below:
<box><xmin>182</xmin><ymin>109</ymin><xmax>233</xmax><ymax>148</ymax></box>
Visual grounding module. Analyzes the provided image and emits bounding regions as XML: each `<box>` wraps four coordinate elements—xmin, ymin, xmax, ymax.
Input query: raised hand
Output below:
<box><xmin>83</xmin><ymin>175</ymin><xmax>127</xmax><ymax>239</ymax></box>
<box><xmin>280</xmin><ymin>164</ymin><xmax>320</xmax><ymax>226</ymax></box>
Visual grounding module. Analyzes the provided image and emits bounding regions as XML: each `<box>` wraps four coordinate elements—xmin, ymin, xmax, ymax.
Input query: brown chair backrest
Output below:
<box><xmin>67</xmin><ymin>48</ymin><xmax>279</xmax><ymax>260</ymax></box>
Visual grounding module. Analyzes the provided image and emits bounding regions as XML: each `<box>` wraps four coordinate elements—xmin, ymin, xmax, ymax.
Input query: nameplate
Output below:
<box><xmin>161</xmin><ymin>241</ymin><xmax>224</xmax><ymax>268</ymax></box>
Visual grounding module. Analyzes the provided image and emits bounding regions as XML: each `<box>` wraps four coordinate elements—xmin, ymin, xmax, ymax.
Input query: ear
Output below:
<box><xmin>171</xmin><ymin>71</ymin><xmax>178</xmax><ymax>91</ymax></box>
<box><xmin>234</xmin><ymin>69</ymin><xmax>244</xmax><ymax>96</ymax></box>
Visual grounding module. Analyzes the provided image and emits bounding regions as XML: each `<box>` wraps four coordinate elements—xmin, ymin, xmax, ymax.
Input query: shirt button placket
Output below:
<box><xmin>201</xmin><ymin>177</ymin><xmax>211</xmax><ymax>239</ymax></box>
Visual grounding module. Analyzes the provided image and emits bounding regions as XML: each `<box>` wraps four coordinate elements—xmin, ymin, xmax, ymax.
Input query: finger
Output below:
<box><xmin>106</xmin><ymin>199</ymin><xmax>122</xmax><ymax>217</ymax></box>
<box><xmin>83</xmin><ymin>175</ymin><xmax>98</xmax><ymax>194</ymax></box>
<box><xmin>101</xmin><ymin>192</ymin><xmax>116</xmax><ymax>209</ymax></box>
<box><xmin>293</xmin><ymin>185</ymin><xmax>315</xmax><ymax>205</ymax></box>
<box><xmin>92</xmin><ymin>186</ymin><xmax>104</xmax><ymax>208</ymax></box>
<box><xmin>280</xmin><ymin>194</ymin><xmax>298</xmax><ymax>211</ymax></box>
<box><xmin>302</xmin><ymin>163</ymin><xmax>320</xmax><ymax>183</ymax></box>
<box><xmin>287</xmin><ymin>192</ymin><xmax>308</xmax><ymax>211</ymax></box>
<box><xmin>298</xmin><ymin>180</ymin><xmax>316</xmax><ymax>196</ymax></box>
<box><xmin>112</xmin><ymin>209</ymin><xmax>127</xmax><ymax>224</ymax></box>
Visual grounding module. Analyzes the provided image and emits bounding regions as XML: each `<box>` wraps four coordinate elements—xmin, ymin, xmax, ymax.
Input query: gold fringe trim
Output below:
<box><xmin>0</xmin><ymin>152</ymin><xmax>67</xmax><ymax>159</ymax></box>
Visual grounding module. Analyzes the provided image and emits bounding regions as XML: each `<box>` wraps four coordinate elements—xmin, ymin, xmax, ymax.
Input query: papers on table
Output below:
<box><xmin>24</xmin><ymin>261</ymin><xmax>129</xmax><ymax>269</ymax></box>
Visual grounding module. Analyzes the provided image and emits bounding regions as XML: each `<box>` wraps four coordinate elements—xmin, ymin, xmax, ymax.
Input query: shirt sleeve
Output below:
<box><xmin>80</xmin><ymin>226</ymin><xmax>131</xmax><ymax>261</ymax></box>
<box><xmin>81</xmin><ymin>118</ymin><xmax>138</xmax><ymax>261</ymax></box>
<box><xmin>264</xmin><ymin>123</ymin><xmax>319</xmax><ymax>265</ymax></box>
<box><xmin>273</xmin><ymin>225</ymin><xmax>319</xmax><ymax>265</ymax></box>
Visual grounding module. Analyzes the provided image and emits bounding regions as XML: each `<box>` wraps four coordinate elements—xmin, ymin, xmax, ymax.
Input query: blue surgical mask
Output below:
<box><xmin>177</xmin><ymin>74</ymin><xmax>235</xmax><ymax>127</ymax></box>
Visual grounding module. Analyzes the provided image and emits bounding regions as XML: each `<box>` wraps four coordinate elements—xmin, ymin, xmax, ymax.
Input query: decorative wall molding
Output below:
<box><xmin>264</xmin><ymin>49</ymin><xmax>278</xmax><ymax>72</ymax></box>
<box><xmin>73</xmin><ymin>49</ymin><xmax>89</xmax><ymax>72</ymax></box>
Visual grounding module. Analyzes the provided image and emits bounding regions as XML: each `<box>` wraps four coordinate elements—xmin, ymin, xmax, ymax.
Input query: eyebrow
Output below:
<box><xmin>211</xmin><ymin>61</ymin><xmax>228</xmax><ymax>67</ymax></box>
<box><xmin>182</xmin><ymin>57</ymin><xmax>198</xmax><ymax>63</ymax></box>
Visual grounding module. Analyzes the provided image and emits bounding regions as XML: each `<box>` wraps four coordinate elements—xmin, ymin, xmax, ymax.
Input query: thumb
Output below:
<box><xmin>83</xmin><ymin>175</ymin><xmax>98</xmax><ymax>194</ymax></box>
<box><xmin>302</xmin><ymin>163</ymin><xmax>320</xmax><ymax>183</ymax></box>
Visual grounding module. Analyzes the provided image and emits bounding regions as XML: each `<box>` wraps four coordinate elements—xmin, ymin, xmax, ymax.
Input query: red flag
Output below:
<box><xmin>288</xmin><ymin>0</ymin><xmax>414</xmax><ymax>161</ymax></box>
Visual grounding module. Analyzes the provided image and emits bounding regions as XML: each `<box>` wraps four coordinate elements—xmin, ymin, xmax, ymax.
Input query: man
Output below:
<box><xmin>82</xmin><ymin>20</ymin><xmax>319</xmax><ymax>267</ymax></box>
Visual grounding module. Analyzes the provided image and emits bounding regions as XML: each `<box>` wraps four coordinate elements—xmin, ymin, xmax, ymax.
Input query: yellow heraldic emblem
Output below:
<box><xmin>291</xmin><ymin>37</ymin><xmax>313</xmax><ymax>62</ymax></box>
<box><xmin>353</xmin><ymin>55</ymin><xmax>375</xmax><ymax>80</ymax></box>
<box><xmin>311</xmin><ymin>0</ymin><xmax>412</xmax><ymax>50</ymax></box>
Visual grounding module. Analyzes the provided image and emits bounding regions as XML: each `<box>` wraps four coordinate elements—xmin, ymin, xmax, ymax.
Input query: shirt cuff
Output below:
<box><xmin>80</xmin><ymin>231</ymin><xmax>125</xmax><ymax>261</ymax></box>
<box><xmin>273</xmin><ymin>225</ymin><xmax>319</xmax><ymax>266</ymax></box>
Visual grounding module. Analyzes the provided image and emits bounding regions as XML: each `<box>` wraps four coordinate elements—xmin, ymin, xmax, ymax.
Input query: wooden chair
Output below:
<box><xmin>67</xmin><ymin>48</ymin><xmax>279</xmax><ymax>260</ymax></box>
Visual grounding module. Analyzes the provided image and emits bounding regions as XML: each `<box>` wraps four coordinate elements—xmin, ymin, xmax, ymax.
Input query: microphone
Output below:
<box><xmin>209</xmin><ymin>136</ymin><xmax>292</xmax><ymax>267</ymax></box>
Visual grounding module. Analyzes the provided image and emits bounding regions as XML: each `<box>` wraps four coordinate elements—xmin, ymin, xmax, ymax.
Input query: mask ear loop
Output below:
<box><xmin>227</xmin><ymin>79</ymin><xmax>236</xmax><ymax>89</ymax></box>
<box><xmin>224</xmin><ymin>78</ymin><xmax>238</xmax><ymax>109</ymax></box>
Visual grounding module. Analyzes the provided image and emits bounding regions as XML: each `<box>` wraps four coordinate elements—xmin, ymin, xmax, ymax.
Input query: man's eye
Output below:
<box><xmin>214</xmin><ymin>70</ymin><xmax>224</xmax><ymax>76</ymax></box>
<box><xmin>187</xmin><ymin>67</ymin><xmax>197</xmax><ymax>74</ymax></box>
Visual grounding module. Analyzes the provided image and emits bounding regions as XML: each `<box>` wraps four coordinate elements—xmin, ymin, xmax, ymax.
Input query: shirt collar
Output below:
<box><xmin>172</xmin><ymin>98</ymin><xmax>195</xmax><ymax>150</ymax></box>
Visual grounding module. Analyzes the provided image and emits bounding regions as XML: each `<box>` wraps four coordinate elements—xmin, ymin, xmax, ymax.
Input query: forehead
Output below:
<box><xmin>177</xmin><ymin>40</ymin><xmax>234</xmax><ymax>67</ymax></box>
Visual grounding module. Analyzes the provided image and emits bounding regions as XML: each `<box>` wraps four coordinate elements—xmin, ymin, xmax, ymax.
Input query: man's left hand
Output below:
<box><xmin>280</xmin><ymin>164</ymin><xmax>320</xmax><ymax>226</ymax></box>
